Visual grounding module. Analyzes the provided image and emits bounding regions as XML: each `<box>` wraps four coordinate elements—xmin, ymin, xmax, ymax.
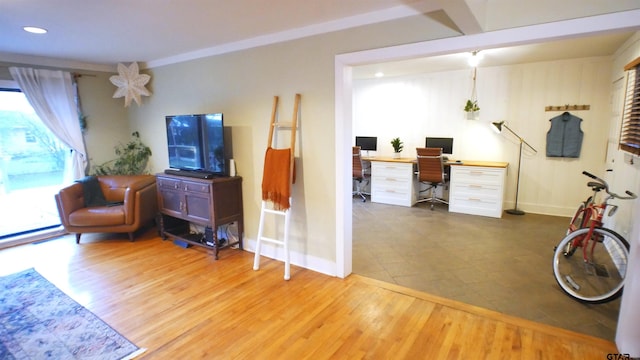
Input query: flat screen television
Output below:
<box><xmin>165</xmin><ymin>113</ymin><xmax>226</xmax><ymax>176</ymax></box>
<box><xmin>425</xmin><ymin>137</ymin><xmax>454</xmax><ymax>155</ymax></box>
<box><xmin>355</xmin><ymin>136</ymin><xmax>377</xmax><ymax>151</ymax></box>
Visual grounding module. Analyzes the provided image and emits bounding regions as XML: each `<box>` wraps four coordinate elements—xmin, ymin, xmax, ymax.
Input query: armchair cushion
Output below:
<box><xmin>68</xmin><ymin>206</ymin><xmax>125</xmax><ymax>227</ymax></box>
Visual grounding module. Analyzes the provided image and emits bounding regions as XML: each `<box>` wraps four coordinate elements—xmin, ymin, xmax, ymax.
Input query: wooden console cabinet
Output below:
<box><xmin>156</xmin><ymin>173</ymin><xmax>244</xmax><ymax>259</ymax></box>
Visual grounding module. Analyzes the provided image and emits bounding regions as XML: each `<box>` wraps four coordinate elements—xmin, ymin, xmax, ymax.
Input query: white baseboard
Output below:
<box><xmin>503</xmin><ymin>201</ymin><xmax>574</xmax><ymax>217</ymax></box>
<box><xmin>244</xmin><ymin>238</ymin><xmax>337</xmax><ymax>278</ymax></box>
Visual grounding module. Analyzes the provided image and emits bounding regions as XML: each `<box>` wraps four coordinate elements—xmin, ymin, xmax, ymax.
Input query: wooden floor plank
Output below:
<box><xmin>0</xmin><ymin>230</ymin><xmax>619</xmax><ymax>359</ymax></box>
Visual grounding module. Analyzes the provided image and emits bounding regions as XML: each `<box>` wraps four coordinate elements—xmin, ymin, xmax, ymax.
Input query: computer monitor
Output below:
<box><xmin>355</xmin><ymin>136</ymin><xmax>377</xmax><ymax>151</ymax></box>
<box><xmin>425</xmin><ymin>137</ymin><xmax>454</xmax><ymax>155</ymax></box>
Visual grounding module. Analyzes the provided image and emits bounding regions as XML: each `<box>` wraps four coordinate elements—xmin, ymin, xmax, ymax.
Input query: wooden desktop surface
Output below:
<box><xmin>362</xmin><ymin>156</ymin><xmax>508</xmax><ymax>168</ymax></box>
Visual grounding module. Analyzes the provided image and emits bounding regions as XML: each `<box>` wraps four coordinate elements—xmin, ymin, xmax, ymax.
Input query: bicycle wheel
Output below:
<box><xmin>552</xmin><ymin>226</ymin><xmax>630</xmax><ymax>304</ymax></box>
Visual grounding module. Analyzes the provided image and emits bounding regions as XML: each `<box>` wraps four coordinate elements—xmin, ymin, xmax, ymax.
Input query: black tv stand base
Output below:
<box><xmin>164</xmin><ymin>169</ymin><xmax>216</xmax><ymax>179</ymax></box>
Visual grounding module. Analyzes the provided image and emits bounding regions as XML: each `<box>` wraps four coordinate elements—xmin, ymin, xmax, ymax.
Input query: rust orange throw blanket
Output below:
<box><xmin>262</xmin><ymin>147</ymin><xmax>294</xmax><ymax>210</ymax></box>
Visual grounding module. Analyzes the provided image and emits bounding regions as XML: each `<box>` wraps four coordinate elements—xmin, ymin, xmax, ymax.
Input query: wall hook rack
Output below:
<box><xmin>545</xmin><ymin>104</ymin><xmax>590</xmax><ymax>111</ymax></box>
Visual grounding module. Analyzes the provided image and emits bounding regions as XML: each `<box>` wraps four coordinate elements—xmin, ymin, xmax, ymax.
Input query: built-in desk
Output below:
<box><xmin>447</xmin><ymin>161</ymin><xmax>508</xmax><ymax>218</ymax></box>
<box><xmin>365</xmin><ymin>157</ymin><xmax>417</xmax><ymax>207</ymax></box>
<box><xmin>363</xmin><ymin>157</ymin><xmax>508</xmax><ymax>218</ymax></box>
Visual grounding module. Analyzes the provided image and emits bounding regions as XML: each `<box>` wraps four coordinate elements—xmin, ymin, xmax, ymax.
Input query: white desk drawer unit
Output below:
<box><xmin>449</xmin><ymin>165</ymin><xmax>507</xmax><ymax>218</ymax></box>
<box><xmin>370</xmin><ymin>161</ymin><xmax>416</xmax><ymax>207</ymax></box>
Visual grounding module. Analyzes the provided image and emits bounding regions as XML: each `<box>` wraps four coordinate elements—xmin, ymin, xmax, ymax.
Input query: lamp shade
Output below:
<box><xmin>491</xmin><ymin>121</ymin><xmax>504</xmax><ymax>134</ymax></box>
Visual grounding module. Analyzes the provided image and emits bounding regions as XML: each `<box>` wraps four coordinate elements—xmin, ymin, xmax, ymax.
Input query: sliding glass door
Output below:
<box><xmin>0</xmin><ymin>88</ymin><xmax>70</xmax><ymax>240</ymax></box>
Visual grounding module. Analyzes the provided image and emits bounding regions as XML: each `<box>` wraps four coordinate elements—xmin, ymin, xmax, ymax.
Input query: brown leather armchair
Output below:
<box><xmin>55</xmin><ymin>175</ymin><xmax>158</xmax><ymax>243</ymax></box>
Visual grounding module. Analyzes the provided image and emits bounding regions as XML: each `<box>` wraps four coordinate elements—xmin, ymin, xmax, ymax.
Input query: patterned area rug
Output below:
<box><xmin>0</xmin><ymin>268</ymin><xmax>145</xmax><ymax>360</ymax></box>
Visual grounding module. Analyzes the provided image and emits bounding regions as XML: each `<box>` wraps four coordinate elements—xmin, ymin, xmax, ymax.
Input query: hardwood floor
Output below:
<box><xmin>0</xmin><ymin>229</ymin><xmax>618</xmax><ymax>359</ymax></box>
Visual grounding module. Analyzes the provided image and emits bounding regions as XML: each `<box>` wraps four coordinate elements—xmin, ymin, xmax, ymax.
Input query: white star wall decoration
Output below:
<box><xmin>109</xmin><ymin>62</ymin><xmax>151</xmax><ymax>107</ymax></box>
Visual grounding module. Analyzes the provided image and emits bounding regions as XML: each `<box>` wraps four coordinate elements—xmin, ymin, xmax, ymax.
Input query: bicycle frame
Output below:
<box><xmin>565</xmin><ymin>172</ymin><xmax>628</xmax><ymax>258</ymax></box>
<box><xmin>567</xmin><ymin>180</ymin><xmax>606</xmax><ymax>234</ymax></box>
<box><xmin>567</xmin><ymin>201</ymin><xmax>604</xmax><ymax>261</ymax></box>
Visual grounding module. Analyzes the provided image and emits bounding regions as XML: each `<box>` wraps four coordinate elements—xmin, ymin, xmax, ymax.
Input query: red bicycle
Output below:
<box><xmin>552</xmin><ymin>171</ymin><xmax>637</xmax><ymax>303</ymax></box>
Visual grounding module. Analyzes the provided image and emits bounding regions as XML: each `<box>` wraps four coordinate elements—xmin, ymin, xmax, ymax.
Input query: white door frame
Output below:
<box><xmin>334</xmin><ymin>9</ymin><xmax>640</xmax><ymax>278</ymax></box>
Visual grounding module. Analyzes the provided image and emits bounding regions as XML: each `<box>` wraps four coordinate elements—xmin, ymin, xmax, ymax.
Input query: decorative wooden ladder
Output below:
<box><xmin>253</xmin><ymin>94</ymin><xmax>300</xmax><ymax>280</ymax></box>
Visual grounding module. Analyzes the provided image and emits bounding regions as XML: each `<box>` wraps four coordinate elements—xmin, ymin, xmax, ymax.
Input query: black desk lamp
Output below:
<box><xmin>492</xmin><ymin>121</ymin><xmax>537</xmax><ymax>215</ymax></box>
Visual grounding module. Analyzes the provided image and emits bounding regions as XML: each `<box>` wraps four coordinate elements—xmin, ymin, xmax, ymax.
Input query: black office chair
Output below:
<box><xmin>352</xmin><ymin>146</ymin><xmax>370</xmax><ymax>202</ymax></box>
<box><xmin>416</xmin><ymin>147</ymin><xmax>449</xmax><ymax>210</ymax></box>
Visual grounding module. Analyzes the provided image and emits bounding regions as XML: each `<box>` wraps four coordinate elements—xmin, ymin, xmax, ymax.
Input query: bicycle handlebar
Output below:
<box><xmin>582</xmin><ymin>171</ymin><xmax>637</xmax><ymax>200</ymax></box>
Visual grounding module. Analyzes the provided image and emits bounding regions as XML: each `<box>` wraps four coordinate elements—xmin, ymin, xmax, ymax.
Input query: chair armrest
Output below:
<box><xmin>131</xmin><ymin>181</ymin><xmax>158</xmax><ymax>225</ymax></box>
<box><xmin>121</xmin><ymin>176</ymin><xmax>157</xmax><ymax>224</ymax></box>
<box><xmin>123</xmin><ymin>175</ymin><xmax>156</xmax><ymax>194</ymax></box>
<box><xmin>55</xmin><ymin>183</ymin><xmax>85</xmax><ymax>225</ymax></box>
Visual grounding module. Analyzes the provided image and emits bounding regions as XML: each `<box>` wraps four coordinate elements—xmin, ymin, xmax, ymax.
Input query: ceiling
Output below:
<box><xmin>1</xmin><ymin>0</ymin><xmax>639</xmax><ymax>72</ymax></box>
<box><xmin>352</xmin><ymin>32</ymin><xmax>636</xmax><ymax>79</ymax></box>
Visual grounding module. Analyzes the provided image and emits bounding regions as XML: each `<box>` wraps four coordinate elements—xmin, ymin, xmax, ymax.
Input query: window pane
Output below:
<box><xmin>0</xmin><ymin>89</ymin><xmax>69</xmax><ymax>239</ymax></box>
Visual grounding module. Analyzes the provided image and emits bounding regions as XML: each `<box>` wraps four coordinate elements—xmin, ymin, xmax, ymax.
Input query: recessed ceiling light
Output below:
<box><xmin>23</xmin><ymin>26</ymin><xmax>48</xmax><ymax>34</ymax></box>
<box><xmin>374</xmin><ymin>72</ymin><xmax>384</xmax><ymax>78</ymax></box>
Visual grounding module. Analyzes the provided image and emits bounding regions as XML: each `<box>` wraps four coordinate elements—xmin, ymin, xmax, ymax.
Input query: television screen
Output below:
<box><xmin>425</xmin><ymin>137</ymin><xmax>454</xmax><ymax>155</ymax></box>
<box><xmin>166</xmin><ymin>115</ymin><xmax>204</xmax><ymax>170</ymax></box>
<box><xmin>355</xmin><ymin>136</ymin><xmax>377</xmax><ymax>151</ymax></box>
<box><xmin>203</xmin><ymin>113</ymin><xmax>225</xmax><ymax>175</ymax></box>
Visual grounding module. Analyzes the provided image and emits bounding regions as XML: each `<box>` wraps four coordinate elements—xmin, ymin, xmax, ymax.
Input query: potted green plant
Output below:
<box><xmin>92</xmin><ymin>131</ymin><xmax>152</xmax><ymax>175</ymax></box>
<box><xmin>464</xmin><ymin>99</ymin><xmax>479</xmax><ymax>112</ymax></box>
<box><xmin>390</xmin><ymin>137</ymin><xmax>404</xmax><ymax>158</ymax></box>
<box><xmin>464</xmin><ymin>99</ymin><xmax>480</xmax><ymax>119</ymax></box>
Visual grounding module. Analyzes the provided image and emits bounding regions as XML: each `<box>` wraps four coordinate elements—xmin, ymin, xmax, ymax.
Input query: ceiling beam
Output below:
<box><xmin>436</xmin><ymin>0</ymin><xmax>485</xmax><ymax>35</ymax></box>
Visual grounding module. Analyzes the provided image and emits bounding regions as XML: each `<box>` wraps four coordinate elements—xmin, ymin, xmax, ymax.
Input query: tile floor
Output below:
<box><xmin>352</xmin><ymin>199</ymin><xmax>622</xmax><ymax>341</ymax></box>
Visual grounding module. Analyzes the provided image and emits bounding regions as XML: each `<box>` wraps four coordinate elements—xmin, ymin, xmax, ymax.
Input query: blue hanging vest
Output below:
<box><xmin>546</xmin><ymin>112</ymin><xmax>583</xmax><ymax>158</ymax></box>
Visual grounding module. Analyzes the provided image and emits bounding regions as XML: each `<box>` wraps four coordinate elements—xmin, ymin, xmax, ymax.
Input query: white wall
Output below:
<box><xmin>127</xmin><ymin>14</ymin><xmax>461</xmax><ymax>276</ymax></box>
<box><xmin>75</xmin><ymin>72</ymin><xmax>131</xmax><ymax>171</ymax></box>
<box><xmin>612</xmin><ymin>31</ymin><xmax>640</xmax><ymax>356</ymax></box>
<box><xmin>353</xmin><ymin>56</ymin><xmax>613</xmax><ymax>216</ymax></box>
